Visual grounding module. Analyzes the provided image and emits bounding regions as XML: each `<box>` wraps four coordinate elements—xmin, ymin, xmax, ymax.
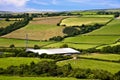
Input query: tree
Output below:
<box><xmin>34</xmin><ymin>45</ymin><xmax>40</xmax><ymax>49</ymax></box>
<box><xmin>5</xmin><ymin>18</ymin><xmax>10</xmax><ymax>21</ymax></box>
<box><xmin>9</xmin><ymin>44</ymin><xmax>15</xmax><ymax>48</ymax></box>
<box><xmin>60</xmin><ymin>44</ymin><xmax>68</xmax><ymax>48</ymax></box>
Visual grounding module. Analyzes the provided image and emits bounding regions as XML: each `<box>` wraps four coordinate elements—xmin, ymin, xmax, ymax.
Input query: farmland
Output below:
<box><xmin>81</xmin><ymin>15</ymin><xmax>114</xmax><ymax>18</ymax></box>
<box><xmin>57</xmin><ymin>53</ymin><xmax>120</xmax><ymax>74</ymax></box>
<box><xmin>44</xmin><ymin>42</ymin><xmax>98</xmax><ymax>49</ymax></box>
<box><xmin>0</xmin><ymin>38</ymin><xmax>54</xmax><ymax>47</ymax></box>
<box><xmin>0</xmin><ymin>20</ymin><xmax>15</xmax><ymax>28</ymax></box>
<box><xmin>0</xmin><ymin>76</ymin><xmax>77</xmax><ymax>80</ymax></box>
<box><xmin>0</xmin><ymin>57</ymin><xmax>52</xmax><ymax>69</ymax></box>
<box><xmin>85</xmin><ymin>19</ymin><xmax>120</xmax><ymax>35</ymax></box>
<box><xmin>2</xmin><ymin>16</ymin><xmax>67</xmax><ymax>40</ymax></box>
<box><xmin>60</xmin><ymin>17</ymin><xmax>111</xmax><ymax>26</ymax></box>
<box><xmin>63</xmin><ymin>35</ymin><xmax>120</xmax><ymax>44</ymax></box>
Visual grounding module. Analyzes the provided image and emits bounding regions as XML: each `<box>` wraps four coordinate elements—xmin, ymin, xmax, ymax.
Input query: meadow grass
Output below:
<box><xmin>57</xmin><ymin>58</ymin><xmax>120</xmax><ymax>74</ymax></box>
<box><xmin>0</xmin><ymin>76</ymin><xmax>77</xmax><ymax>80</ymax></box>
<box><xmin>0</xmin><ymin>38</ymin><xmax>54</xmax><ymax>47</ymax></box>
<box><xmin>81</xmin><ymin>15</ymin><xmax>114</xmax><ymax>18</ymax></box>
<box><xmin>80</xmin><ymin>53</ymin><xmax>120</xmax><ymax>61</ymax></box>
<box><xmin>60</xmin><ymin>17</ymin><xmax>111</xmax><ymax>26</ymax></box>
<box><xmin>0</xmin><ymin>57</ymin><xmax>52</xmax><ymax>69</ymax></box>
<box><xmin>2</xmin><ymin>17</ymin><xmax>65</xmax><ymax>40</ymax></box>
<box><xmin>85</xmin><ymin>19</ymin><xmax>120</xmax><ymax>35</ymax></box>
<box><xmin>45</xmin><ymin>42</ymin><xmax>98</xmax><ymax>49</ymax></box>
<box><xmin>63</xmin><ymin>35</ymin><xmax>120</xmax><ymax>44</ymax></box>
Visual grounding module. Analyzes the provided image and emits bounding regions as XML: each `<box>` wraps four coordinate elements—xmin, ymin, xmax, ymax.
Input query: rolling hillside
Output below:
<box><xmin>2</xmin><ymin>16</ymin><xmax>67</xmax><ymax>40</ymax></box>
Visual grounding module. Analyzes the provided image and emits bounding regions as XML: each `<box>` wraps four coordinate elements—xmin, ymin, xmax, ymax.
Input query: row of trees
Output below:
<box><xmin>0</xmin><ymin>14</ymin><xmax>32</xmax><ymax>36</ymax></box>
<box><xmin>97</xmin><ymin>11</ymin><xmax>120</xmax><ymax>18</ymax></box>
<box><xmin>101</xmin><ymin>45</ymin><xmax>120</xmax><ymax>54</ymax></box>
<box><xmin>79</xmin><ymin>44</ymin><xmax>120</xmax><ymax>54</ymax></box>
<box><xmin>0</xmin><ymin>60</ymin><xmax>119</xmax><ymax>80</ymax></box>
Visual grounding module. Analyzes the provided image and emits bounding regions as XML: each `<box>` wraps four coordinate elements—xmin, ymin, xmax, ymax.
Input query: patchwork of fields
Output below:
<box><xmin>57</xmin><ymin>54</ymin><xmax>120</xmax><ymax>74</ymax></box>
<box><xmin>2</xmin><ymin>16</ymin><xmax>67</xmax><ymax>40</ymax></box>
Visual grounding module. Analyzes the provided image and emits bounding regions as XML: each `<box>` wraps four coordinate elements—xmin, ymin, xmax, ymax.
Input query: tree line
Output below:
<box><xmin>0</xmin><ymin>60</ymin><xmax>119</xmax><ymax>80</ymax></box>
<box><xmin>49</xmin><ymin>23</ymin><xmax>104</xmax><ymax>41</ymax></box>
<box><xmin>0</xmin><ymin>14</ymin><xmax>32</xmax><ymax>36</ymax></box>
<box><xmin>97</xmin><ymin>11</ymin><xmax>120</xmax><ymax>18</ymax></box>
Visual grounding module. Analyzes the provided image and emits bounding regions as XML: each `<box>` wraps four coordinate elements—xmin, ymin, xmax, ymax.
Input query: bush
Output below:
<box><xmin>60</xmin><ymin>44</ymin><xmax>68</xmax><ymax>48</ymax></box>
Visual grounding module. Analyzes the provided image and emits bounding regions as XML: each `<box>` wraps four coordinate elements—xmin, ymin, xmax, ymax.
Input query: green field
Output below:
<box><xmin>63</xmin><ymin>35</ymin><xmax>120</xmax><ymax>44</ymax></box>
<box><xmin>2</xmin><ymin>17</ymin><xmax>66</xmax><ymax>40</ymax></box>
<box><xmin>81</xmin><ymin>15</ymin><xmax>114</xmax><ymax>18</ymax></box>
<box><xmin>0</xmin><ymin>38</ymin><xmax>54</xmax><ymax>47</ymax></box>
<box><xmin>45</xmin><ymin>42</ymin><xmax>98</xmax><ymax>49</ymax></box>
<box><xmin>57</xmin><ymin>54</ymin><xmax>120</xmax><ymax>74</ymax></box>
<box><xmin>71</xmin><ymin>11</ymin><xmax>97</xmax><ymax>15</ymax></box>
<box><xmin>0</xmin><ymin>57</ymin><xmax>52</xmax><ymax>69</ymax></box>
<box><xmin>0</xmin><ymin>76</ymin><xmax>77</xmax><ymax>80</ymax></box>
<box><xmin>60</xmin><ymin>17</ymin><xmax>111</xmax><ymax>26</ymax></box>
<box><xmin>80</xmin><ymin>53</ymin><xmax>120</xmax><ymax>61</ymax></box>
<box><xmin>0</xmin><ymin>20</ymin><xmax>15</xmax><ymax>28</ymax></box>
<box><xmin>86</xmin><ymin>19</ymin><xmax>120</xmax><ymax>35</ymax></box>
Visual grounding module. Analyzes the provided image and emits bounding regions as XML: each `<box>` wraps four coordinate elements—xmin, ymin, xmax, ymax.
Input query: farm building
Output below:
<box><xmin>26</xmin><ymin>48</ymin><xmax>80</xmax><ymax>55</ymax></box>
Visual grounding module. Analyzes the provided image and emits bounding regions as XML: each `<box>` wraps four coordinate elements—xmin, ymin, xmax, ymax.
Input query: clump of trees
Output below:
<box><xmin>101</xmin><ymin>45</ymin><xmax>120</xmax><ymax>54</ymax></box>
<box><xmin>63</xmin><ymin>23</ymin><xmax>104</xmax><ymax>37</ymax></box>
<box><xmin>49</xmin><ymin>36</ymin><xmax>64</xmax><ymax>41</ymax></box>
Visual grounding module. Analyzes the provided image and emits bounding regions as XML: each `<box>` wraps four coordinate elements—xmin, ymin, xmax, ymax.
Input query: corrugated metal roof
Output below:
<box><xmin>26</xmin><ymin>48</ymin><xmax>80</xmax><ymax>55</ymax></box>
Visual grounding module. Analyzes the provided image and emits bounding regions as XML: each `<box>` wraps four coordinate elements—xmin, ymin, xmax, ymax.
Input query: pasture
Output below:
<box><xmin>2</xmin><ymin>16</ymin><xmax>66</xmax><ymax>40</ymax></box>
<box><xmin>0</xmin><ymin>57</ymin><xmax>52</xmax><ymax>69</ymax></box>
<box><xmin>60</xmin><ymin>17</ymin><xmax>111</xmax><ymax>26</ymax></box>
<box><xmin>80</xmin><ymin>53</ymin><xmax>120</xmax><ymax>61</ymax></box>
<box><xmin>0</xmin><ymin>76</ymin><xmax>77</xmax><ymax>80</ymax></box>
<box><xmin>85</xmin><ymin>19</ymin><xmax>120</xmax><ymax>35</ymax></box>
<box><xmin>0</xmin><ymin>38</ymin><xmax>54</xmax><ymax>47</ymax></box>
<box><xmin>45</xmin><ymin>42</ymin><xmax>98</xmax><ymax>49</ymax></box>
<box><xmin>81</xmin><ymin>15</ymin><xmax>114</xmax><ymax>18</ymax></box>
<box><xmin>63</xmin><ymin>35</ymin><xmax>120</xmax><ymax>44</ymax></box>
<box><xmin>57</xmin><ymin>54</ymin><xmax>120</xmax><ymax>74</ymax></box>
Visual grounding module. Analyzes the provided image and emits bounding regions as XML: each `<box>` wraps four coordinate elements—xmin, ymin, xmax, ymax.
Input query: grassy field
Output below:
<box><xmin>85</xmin><ymin>19</ymin><xmax>120</xmax><ymax>35</ymax></box>
<box><xmin>57</xmin><ymin>54</ymin><xmax>120</xmax><ymax>74</ymax></box>
<box><xmin>0</xmin><ymin>57</ymin><xmax>52</xmax><ymax>69</ymax></box>
<box><xmin>2</xmin><ymin>16</ymin><xmax>67</xmax><ymax>40</ymax></box>
<box><xmin>63</xmin><ymin>35</ymin><xmax>120</xmax><ymax>44</ymax></box>
<box><xmin>0</xmin><ymin>20</ymin><xmax>15</xmax><ymax>28</ymax></box>
<box><xmin>71</xmin><ymin>11</ymin><xmax>97</xmax><ymax>15</ymax></box>
<box><xmin>81</xmin><ymin>15</ymin><xmax>114</xmax><ymax>18</ymax></box>
<box><xmin>44</xmin><ymin>42</ymin><xmax>98</xmax><ymax>49</ymax></box>
<box><xmin>0</xmin><ymin>38</ymin><xmax>54</xmax><ymax>47</ymax></box>
<box><xmin>0</xmin><ymin>76</ymin><xmax>77</xmax><ymax>80</ymax></box>
<box><xmin>60</xmin><ymin>17</ymin><xmax>111</xmax><ymax>26</ymax></box>
<box><xmin>80</xmin><ymin>53</ymin><xmax>120</xmax><ymax>61</ymax></box>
